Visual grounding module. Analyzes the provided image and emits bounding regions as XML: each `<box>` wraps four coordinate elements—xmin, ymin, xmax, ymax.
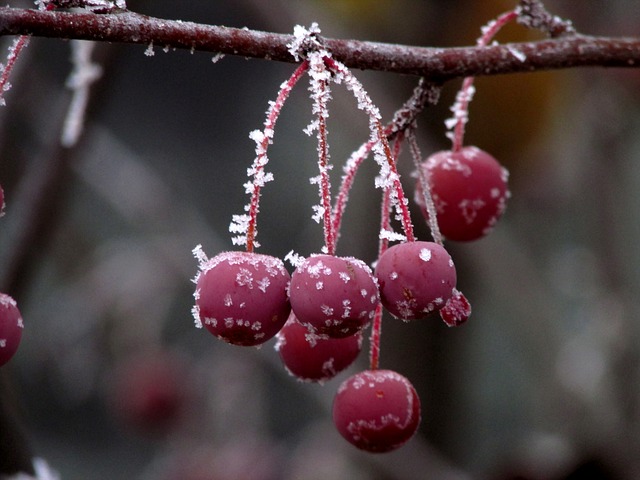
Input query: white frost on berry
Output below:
<box><xmin>419</xmin><ymin>248</ymin><xmax>432</xmax><ymax>262</ymax></box>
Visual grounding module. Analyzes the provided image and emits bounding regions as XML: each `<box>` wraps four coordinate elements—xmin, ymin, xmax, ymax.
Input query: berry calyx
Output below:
<box><xmin>375</xmin><ymin>241</ymin><xmax>456</xmax><ymax>320</ymax></box>
<box><xmin>194</xmin><ymin>251</ymin><xmax>291</xmax><ymax>346</ymax></box>
<box><xmin>275</xmin><ymin>314</ymin><xmax>362</xmax><ymax>383</ymax></box>
<box><xmin>415</xmin><ymin>146</ymin><xmax>509</xmax><ymax>242</ymax></box>
<box><xmin>439</xmin><ymin>288</ymin><xmax>472</xmax><ymax>327</ymax></box>
<box><xmin>289</xmin><ymin>254</ymin><xmax>379</xmax><ymax>338</ymax></box>
<box><xmin>332</xmin><ymin>369</ymin><xmax>421</xmax><ymax>453</ymax></box>
<box><xmin>0</xmin><ymin>293</ymin><xmax>24</xmax><ymax>367</ymax></box>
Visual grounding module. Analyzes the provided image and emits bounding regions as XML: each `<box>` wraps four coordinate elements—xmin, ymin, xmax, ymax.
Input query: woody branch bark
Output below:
<box><xmin>0</xmin><ymin>7</ymin><xmax>638</xmax><ymax>80</ymax></box>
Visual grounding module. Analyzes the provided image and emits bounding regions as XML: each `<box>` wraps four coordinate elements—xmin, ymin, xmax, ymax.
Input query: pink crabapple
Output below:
<box><xmin>333</xmin><ymin>369</ymin><xmax>421</xmax><ymax>453</ymax></box>
<box><xmin>0</xmin><ymin>293</ymin><xmax>24</xmax><ymax>367</ymax></box>
<box><xmin>275</xmin><ymin>313</ymin><xmax>362</xmax><ymax>383</ymax></box>
<box><xmin>415</xmin><ymin>146</ymin><xmax>509</xmax><ymax>242</ymax></box>
<box><xmin>194</xmin><ymin>251</ymin><xmax>291</xmax><ymax>347</ymax></box>
<box><xmin>375</xmin><ymin>241</ymin><xmax>456</xmax><ymax>321</ymax></box>
<box><xmin>289</xmin><ymin>254</ymin><xmax>379</xmax><ymax>338</ymax></box>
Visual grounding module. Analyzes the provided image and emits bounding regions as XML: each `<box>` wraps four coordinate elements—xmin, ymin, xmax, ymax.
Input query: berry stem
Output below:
<box><xmin>243</xmin><ymin>59</ymin><xmax>309</xmax><ymax>252</ymax></box>
<box><xmin>449</xmin><ymin>10</ymin><xmax>519</xmax><ymax>152</ymax></box>
<box><xmin>323</xmin><ymin>56</ymin><xmax>415</xmax><ymax>243</ymax></box>
<box><xmin>0</xmin><ymin>35</ymin><xmax>29</xmax><ymax>106</ymax></box>
<box><xmin>408</xmin><ymin>130</ymin><xmax>443</xmax><ymax>245</ymax></box>
<box><xmin>331</xmin><ymin>80</ymin><xmax>436</xmax><ymax>250</ymax></box>
<box><xmin>368</xmin><ymin>303</ymin><xmax>383</xmax><ymax>371</ymax></box>
<box><xmin>308</xmin><ymin>52</ymin><xmax>336</xmax><ymax>255</ymax></box>
<box><xmin>369</xmin><ymin>135</ymin><xmax>403</xmax><ymax>371</ymax></box>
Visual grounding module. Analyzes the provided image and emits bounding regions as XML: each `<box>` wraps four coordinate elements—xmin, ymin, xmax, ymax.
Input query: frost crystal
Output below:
<box><xmin>379</xmin><ymin>229</ymin><xmax>407</xmax><ymax>243</ymax></box>
<box><xmin>285</xmin><ymin>250</ymin><xmax>305</xmax><ymax>268</ymax></box>
<box><xmin>144</xmin><ymin>42</ymin><xmax>155</xmax><ymax>57</ymax></box>
<box><xmin>287</xmin><ymin>23</ymin><xmax>322</xmax><ymax>61</ymax></box>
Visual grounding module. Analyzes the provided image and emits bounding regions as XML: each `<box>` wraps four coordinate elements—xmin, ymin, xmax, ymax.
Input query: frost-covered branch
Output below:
<box><xmin>0</xmin><ymin>7</ymin><xmax>638</xmax><ymax>81</ymax></box>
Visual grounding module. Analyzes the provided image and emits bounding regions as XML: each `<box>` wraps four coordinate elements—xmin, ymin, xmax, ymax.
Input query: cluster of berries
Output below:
<box><xmin>0</xmin><ymin>185</ymin><xmax>25</xmax><ymax>368</ymax></box>
<box><xmin>191</xmin><ymin>14</ymin><xmax>513</xmax><ymax>453</ymax></box>
<box><xmin>192</xmin><ymin>240</ymin><xmax>470</xmax><ymax>452</ymax></box>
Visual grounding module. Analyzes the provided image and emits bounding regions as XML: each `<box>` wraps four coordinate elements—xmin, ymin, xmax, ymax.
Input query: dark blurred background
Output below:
<box><xmin>1</xmin><ymin>1</ymin><xmax>640</xmax><ymax>479</ymax></box>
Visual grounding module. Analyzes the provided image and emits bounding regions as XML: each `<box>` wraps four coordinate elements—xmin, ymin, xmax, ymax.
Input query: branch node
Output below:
<box><xmin>517</xmin><ymin>0</ymin><xmax>576</xmax><ymax>38</ymax></box>
<box><xmin>287</xmin><ymin>22</ymin><xmax>328</xmax><ymax>62</ymax></box>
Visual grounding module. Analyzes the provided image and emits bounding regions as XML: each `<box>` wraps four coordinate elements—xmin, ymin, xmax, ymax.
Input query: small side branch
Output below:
<box><xmin>0</xmin><ymin>8</ymin><xmax>638</xmax><ymax>81</ymax></box>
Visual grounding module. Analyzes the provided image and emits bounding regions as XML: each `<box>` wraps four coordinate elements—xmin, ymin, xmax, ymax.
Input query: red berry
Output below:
<box><xmin>275</xmin><ymin>314</ymin><xmax>362</xmax><ymax>383</ymax></box>
<box><xmin>375</xmin><ymin>241</ymin><xmax>456</xmax><ymax>320</ymax></box>
<box><xmin>333</xmin><ymin>369</ymin><xmax>421</xmax><ymax>453</ymax></box>
<box><xmin>289</xmin><ymin>254</ymin><xmax>379</xmax><ymax>338</ymax></box>
<box><xmin>0</xmin><ymin>293</ymin><xmax>23</xmax><ymax>367</ymax></box>
<box><xmin>439</xmin><ymin>288</ymin><xmax>471</xmax><ymax>327</ymax></box>
<box><xmin>194</xmin><ymin>251</ymin><xmax>291</xmax><ymax>346</ymax></box>
<box><xmin>415</xmin><ymin>146</ymin><xmax>509</xmax><ymax>241</ymax></box>
<box><xmin>109</xmin><ymin>350</ymin><xmax>189</xmax><ymax>434</ymax></box>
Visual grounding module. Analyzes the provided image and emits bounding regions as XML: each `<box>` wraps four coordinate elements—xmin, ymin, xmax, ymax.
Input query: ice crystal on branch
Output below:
<box><xmin>287</xmin><ymin>23</ymin><xmax>322</xmax><ymax>61</ymax></box>
<box><xmin>36</xmin><ymin>0</ymin><xmax>127</xmax><ymax>13</ymax></box>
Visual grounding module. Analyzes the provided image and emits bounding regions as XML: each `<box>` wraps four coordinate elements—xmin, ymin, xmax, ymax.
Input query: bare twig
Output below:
<box><xmin>0</xmin><ymin>7</ymin><xmax>638</xmax><ymax>81</ymax></box>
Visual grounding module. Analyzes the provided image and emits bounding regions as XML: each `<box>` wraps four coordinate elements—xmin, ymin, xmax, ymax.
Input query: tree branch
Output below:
<box><xmin>0</xmin><ymin>7</ymin><xmax>638</xmax><ymax>81</ymax></box>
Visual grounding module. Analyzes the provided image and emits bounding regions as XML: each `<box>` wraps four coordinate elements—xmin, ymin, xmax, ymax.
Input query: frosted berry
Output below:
<box><xmin>415</xmin><ymin>146</ymin><xmax>509</xmax><ymax>241</ymax></box>
<box><xmin>0</xmin><ymin>293</ymin><xmax>24</xmax><ymax>367</ymax></box>
<box><xmin>194</xmin><ymin>251</ymin><xmax>291</xmax><ymax>346</ymax></box>
<box><xmin>0</xmin><ymin>184</ymin><xmax>4</xmax><ymax>216</ymax></box>
<box><xmin>275</xmin><ymin>314</ymin><xmax>362</xmax><ymax>383</ymax></box>
<box><xmin>375</xmin><ymin>241</ymin><xmax>456</xmax><ymax>320</ymax></box>
<box><xmin>289</xmin><ymin>254</ymin><xmax>379</xmax><ymax>338</ymax></box>
<box><xmin>439</xmin><ymin>288</ymin><xmax>471</xmax><ymax>327</ymax></box>
<box><xmin>333</xmin><ymin>369</ymin><xmax>421</xmax><ymax>453</ymax></box>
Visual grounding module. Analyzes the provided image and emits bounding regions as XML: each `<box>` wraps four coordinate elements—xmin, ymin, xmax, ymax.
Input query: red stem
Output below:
<box><xmin>450</xmin><ymin>10</ymin><xmax>519</xmax><ymax>152</ymax></box>
<box><xmin>245</xmin><ymin>60</ymin><xmax>309</xmax><ymax>252</ymax></box>
<box><xmin>0</xmin><ymin>35</ymin><xmax>29</xmax><ymax>105</ymax></box>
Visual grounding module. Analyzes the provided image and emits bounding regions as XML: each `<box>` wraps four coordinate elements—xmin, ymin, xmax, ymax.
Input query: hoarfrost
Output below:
<box><xmin>144</xmin><ymin>42</ymin><xmax>155</xmax><ymax>56</ymax></box>
<box><xmin>191</xmin><ymin>305</ymin><xmax>203</xmax><ymax>328</ymax></box>
<box><xmin>379</xmin><ymin>228</ymin><xmax>407</xmax><ymax>243</ymax></box>
<box><xmin>339</xmin><ymin>271</ymin><xmax>351</xmax><ymax>283</ymax></box>
<box><xmin>211</xmin><ymin>52</ymin><xmax>226</xmax><ymax>63</ymax></box>
<box><xmin>285</xmin><ymin>250</ymin><xmax>305</xmax><ymax>268</ymax></box>
<box><xmin>506</xmin><ymin>45</ymin><xmax>527</xmax><ymax>62</ymax></box>
<box><xmin>419</xmin><ymin>248</ymin><xmax>432</xmax><ymax>262</ymax></box>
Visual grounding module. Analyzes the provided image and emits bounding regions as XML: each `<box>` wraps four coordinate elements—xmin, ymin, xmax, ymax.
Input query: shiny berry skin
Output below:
<box><xmin>375</xmin><ymin>241</ymin><xmax>456</xmax><ymax>320</ymax></box>
<box><xmin>275</xmin><ymin>314</ymin><xmax>362</xmax><ymax>383</ymax></box>
<box><xmin>333</xmin><ymin>369</ymin><xmax>421</xmax><ymax>453</ymax></box>
<box><xmin>289</xmin><ymin>254</ymin><xmax>379</xmax><ymax>338</ymax></box>
<box><xmin>0</xmin><ymin>293</ymin><xmax>24</xmax><ymax>367</ymax></box>
<box><xmin>194</xmin><ymin>251</ymin><xmax>291</xmax><ymax>346</ymax></box>
<box><xmin>415</xmin><ymin>146</ymin><xmax>509</xmax><ymax>241</ymax></box>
